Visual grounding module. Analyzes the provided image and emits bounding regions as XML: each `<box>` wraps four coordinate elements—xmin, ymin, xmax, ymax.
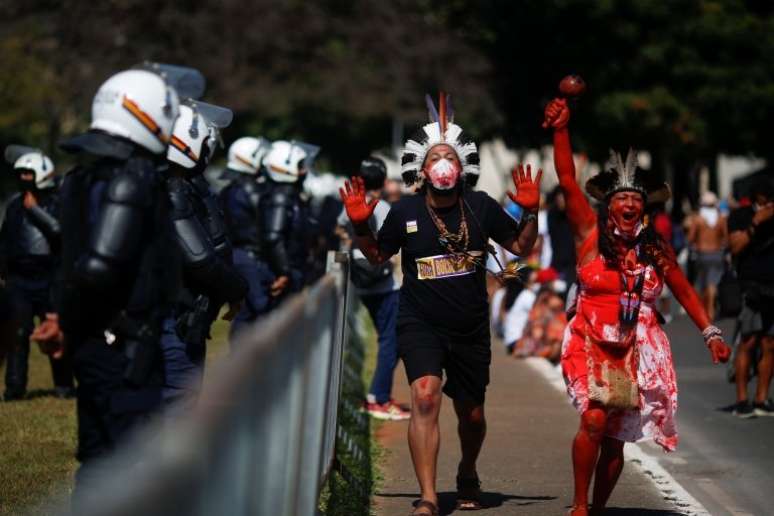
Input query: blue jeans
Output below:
<box><xmin>160</xmin><ymin>316</ymin><xmax>204</xmax><ymax>406</ymax></box>
<box><xmin>361</xmin><ymin>290</ymin><xmax>399</xmax><ymax>404</ymax></box>
<box><xmin>229</xmin><ymin>248</ymin><xmax>274</xmax><ymax>340</ymax></box>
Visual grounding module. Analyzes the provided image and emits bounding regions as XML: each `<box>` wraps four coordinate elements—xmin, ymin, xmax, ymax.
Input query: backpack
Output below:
<box><xmin>716</xmin><ymin>263</ymin><xmax>742</xmax><ymax>319</ymax></box>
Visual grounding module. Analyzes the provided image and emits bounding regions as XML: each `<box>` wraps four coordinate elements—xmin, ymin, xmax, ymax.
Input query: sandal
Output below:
<box><xmin>411</xmin><ymin>499</ymin><xmax>439</xmax><ymax>516</ymax></box>
<box><xmin>456</xmin><ymin>472</ymin><xmax>483</xmax><ymax>510</ymax></box>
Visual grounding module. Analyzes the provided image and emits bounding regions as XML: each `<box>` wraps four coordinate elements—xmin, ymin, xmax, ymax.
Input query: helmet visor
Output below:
<box><xmin>135</xmin><ymin>62</ymin><xmax>206</xmax><ymax>100</ymax></box>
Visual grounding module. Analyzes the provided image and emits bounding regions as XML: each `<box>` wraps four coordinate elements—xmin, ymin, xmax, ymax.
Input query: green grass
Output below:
<box><xmin>0</xmin><ymin>319</ymin><xmax>233</xmax><ymax>515</ymax></box>
<box><xmin>0</xmin><ymin>312</ymin><xmax>381</xmax><ymax>515</ymax></box>
<box><xmin>0</xmin><ymin>347</ymin><xmax>76</xmax><ymax>515</ymax></box>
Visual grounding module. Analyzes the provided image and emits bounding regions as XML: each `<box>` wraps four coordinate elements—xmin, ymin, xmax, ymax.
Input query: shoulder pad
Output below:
<box><xmin>106</xmin><ymin>170</ymin><xmax>153</xmax><ymax>205</ymax></box>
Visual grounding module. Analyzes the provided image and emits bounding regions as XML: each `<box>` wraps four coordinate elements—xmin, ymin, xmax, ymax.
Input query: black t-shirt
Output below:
<box><xmin>727</xmin><ymin>206</ymin><xmax>774</xmax><ymax>284</ymax></box>
<box><xmin>377</xmin><ymin>190</ymin><xmax>521</xmax><ymax>336</ymax></box>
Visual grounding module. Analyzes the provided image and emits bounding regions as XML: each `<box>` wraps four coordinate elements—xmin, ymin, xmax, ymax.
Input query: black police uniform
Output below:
<box><xmin>57</xmin><ymin>131</ymin><xmax>181</xmax><ymax>492</ymax></box>
<box><xmin>0</xmin><ymin>187</ymin><xmax>74</xmax><ymax>399</ymax></box>
<box><xmin>162</xmin><ymin>172</ymin><xmax>246</xmax><ymax>403</ymax></box>
<box><xmin>261</xmin><ymin>180</ymin><xmax>307</xmax><ymax>294</ymax></box>
<box><xmin>219</xmin><ymin>169</ymin><xmax>275</xmax><ymax>338</ymax></box>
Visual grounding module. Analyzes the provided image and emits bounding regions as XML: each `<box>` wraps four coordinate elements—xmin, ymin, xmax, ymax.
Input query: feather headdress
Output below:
<box><xmin>400</xmin><ymin>92</ymin><xmax>480</xmax><ymax>187</ymax></box>
<box><xmin>585</xmin><ymin>148</ymin><xmax>671</xmax><ymax>203</ymax></box>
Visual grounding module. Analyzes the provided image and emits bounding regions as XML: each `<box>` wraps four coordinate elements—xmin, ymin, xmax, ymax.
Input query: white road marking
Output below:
<box><xmin>524</xmin><ymin>357</ymin><xmax>710</xmax><ymax>516</ymax></box>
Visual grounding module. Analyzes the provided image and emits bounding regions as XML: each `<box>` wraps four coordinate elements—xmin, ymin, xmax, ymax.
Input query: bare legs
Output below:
<box><xmin>570</xmin><ymin>404</ymin><xmax>625</xmax><ymax>515</ymax></box>
<box><xmin>408</xmin><ymin>375</ymin><xmax>443</xmax><ymax>507</ymax></box>
<box><xmin>735</xmin><ymin>335</ymin><xmax>774</xmax><ymax>404</ymax></box>
<box><xmin>407</xmin><ymin>376</ymin><xmax>488</xmax><ymax>512</ymax></box>
<box><xmin>591</xmin><ymin>437</ymin><xmax>625</xmax><ymax>514</ymax></box>
<box><xmin>454</xmin><ymin>399</ymin><xmax>486</xmax><ymax>478</ymax></box>
<box><xmin>755</xmin><ymin>336</ymin><xmax>774</xmax><ymax>403</ymax></box>
<box><xmin>701</xmin><ymin>285</ymin><xmax>717</xmax><ymax>322</ymax></box>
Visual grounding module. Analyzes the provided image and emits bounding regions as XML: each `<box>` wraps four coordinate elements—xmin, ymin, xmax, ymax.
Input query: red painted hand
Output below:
<box><xmin>542</xmin><ymin>98</ymin><xmax>570</xmax><ymax>130</ymax></box>
<box><xmin>339</xmin><ymin>176</ymin><xmax>378</xmax><ymax>225</ymax></box>
<box><xmin>507</xmin><ymin>164</ymin><xmax>542</xmax><ymax>213</ymax></box>
<box><xmin>708</xmin><ymin>337</ymin><xmax>731</xmax><ymax>364</ymax></box>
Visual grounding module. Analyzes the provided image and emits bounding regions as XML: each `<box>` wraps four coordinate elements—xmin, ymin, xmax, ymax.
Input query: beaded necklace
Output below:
<box><xmin>425</xmin><ymin>195</ymin><xmax>471</xmax><ymax>267</ymax></box>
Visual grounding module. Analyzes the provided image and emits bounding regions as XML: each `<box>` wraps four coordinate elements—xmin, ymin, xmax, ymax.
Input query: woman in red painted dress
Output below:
<box><xmin>543</xmin><ymin>97</ymin><xmax>732</xmax><ymax>516</ymax></box>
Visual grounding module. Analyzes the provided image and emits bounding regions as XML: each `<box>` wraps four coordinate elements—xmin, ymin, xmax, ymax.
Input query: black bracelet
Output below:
<box><xmin>353</xmin><ymin>222</ymin><xmax>371</xmax><ymax>236</ymax></box>
<box><xmin>520</xmin><ymin>211</ymin><xmax>537</xmax><ymax>226</ymax></box>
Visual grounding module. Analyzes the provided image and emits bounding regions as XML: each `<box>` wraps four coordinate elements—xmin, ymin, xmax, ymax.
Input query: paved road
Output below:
<box><xmin>637</xmin><ymin>315</ymin><xmax>774</xmax><ymax>516</ymax></box>
<box><xmin>374</xmin><ymin>348</ymin><xmax>680</xmax><ymax>515</ymax></box>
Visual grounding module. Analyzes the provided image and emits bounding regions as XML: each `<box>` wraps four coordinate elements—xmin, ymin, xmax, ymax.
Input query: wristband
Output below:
<box><xmin>353</xmin><ymin>222</ymin><xmax>371</xmax><ymax>237</ymax></box>
<box><xmin>702</xmin><ymin>325</ymin><xmax>722</xmax><ymax>346</ymax></box>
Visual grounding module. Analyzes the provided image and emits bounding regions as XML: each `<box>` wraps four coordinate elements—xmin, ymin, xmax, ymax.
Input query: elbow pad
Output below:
<box><xmin>265</xmin><ymin>233</ymin><xmax>291</xmax><ymax>276</ymax></box>
<box><xmin>26</xmin><ymin>205</ymin><xmax>61</xmax><ymax>239</ymax></box>
<box><xmin>75</xmin><ymin>254</ymin><xmax>120</xmax><ymax>291</ymax></box>
<box><xmin>168</xmin><ymin>179</ymin><xmax>217</xmax><ymax>268</ymax></box>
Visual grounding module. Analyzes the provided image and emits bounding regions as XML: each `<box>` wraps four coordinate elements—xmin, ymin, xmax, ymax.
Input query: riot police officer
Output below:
<box><xmin>218</xmin><ymin>136</ymin><xmax>274</xmax><ymax>338</ymax></box>
<box><xmin>0</xmin><ymin>147</ymin><xmax>74</xmax><ymax>400</ymax></box>
<box><xmin>164</xmin><ymin>100</ymin><xmax>247</xmax><ymax>405</ymax></box>
<box><xmin>44</xmin><ymin>64</ymin><xmax>202</xmax><ymax>494</ymax></box>
<box><xmin>260</xmin><ymin>140</ymin><xmax>317</xmax><ymax>297</ymax></box>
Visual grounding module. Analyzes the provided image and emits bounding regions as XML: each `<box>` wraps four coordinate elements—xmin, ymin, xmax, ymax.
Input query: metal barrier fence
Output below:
<box><xmin>60</xmin><ymin>253</ymin><xmax>357</xmax><ymax>516</ymax></box>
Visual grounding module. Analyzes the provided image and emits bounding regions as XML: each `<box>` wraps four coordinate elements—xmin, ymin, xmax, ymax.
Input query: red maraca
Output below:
<box><xmin>542</xmin><ymin>74</ymin><xmax>586</xmax><ymax>128</ymax></box>
<box><xmin>559</xmin><ymin>74</ymin><xmax>586</xmax><ymax>98</ymax></box>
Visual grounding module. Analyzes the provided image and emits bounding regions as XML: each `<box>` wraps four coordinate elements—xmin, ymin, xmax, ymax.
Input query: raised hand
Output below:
<box><xmin>507</xmin><ymin>164</ymin><xmax>543</xmax><ymax>213</ymax></box>
<box><xmin>542</xmin><ymin>98</ymin><xmax>570</xmax><ymax>130</ymax></box>
<box><xmin>708</xmin><ymin>337</ymin><xmax>731</xmax><ymax>364</ymax></box>
<box><xmin>339</xmin><ymin>176</ymin><xmax>377</xmax><ymax>225</ymax></box>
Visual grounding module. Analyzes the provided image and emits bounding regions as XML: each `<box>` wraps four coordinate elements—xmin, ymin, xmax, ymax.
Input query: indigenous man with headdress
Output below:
<box><xmin>340</xmin><ymin>93</ymin><xmax>541</xmax><ymax>516</ymax></box>
<box><xmin>543</xmin><ymin>98</ymin><xmax>731</xmax><ymax>515</ymax></box>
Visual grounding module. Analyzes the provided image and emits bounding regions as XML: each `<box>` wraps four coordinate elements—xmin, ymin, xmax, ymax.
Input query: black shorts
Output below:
<box><xmin>397</xmin><ymin>317</ymin><xmax>491</xmax><ymax>404</ymax></box>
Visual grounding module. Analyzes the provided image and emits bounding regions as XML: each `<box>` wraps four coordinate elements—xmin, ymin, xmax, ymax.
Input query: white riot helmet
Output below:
<box><xmin>227</xmin><ymin>136</ymin><xmax>271</xmax><ymax>174</ymax></box>
<box><xmin>91</xmin><ymin>63</ymin><xmax>205</xmax><ymax>154</ymax></box>
<box><xmin>167</xmin><ymin>100</ymin><xmax>233</xmax><ymax>169</ymax></box>
<box><xmin>5</xmin><ymin>145</ymin><xmax>56</xmax><ymax>189</ymax></box>
<box><xmin>263</xmin><ymin>140</ymin><xmax>319</xmax><ymax>183</ymax></box>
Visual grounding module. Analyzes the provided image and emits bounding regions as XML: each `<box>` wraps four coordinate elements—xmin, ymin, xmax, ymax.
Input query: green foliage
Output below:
<box><xmin>0</xmin><ymin>0</ymin><xmax>772</xmax><ymax>175</ymax></box>
<box><xmin>320</xmin><ymin>303</ymin><xmax>382</xmax><ymax>516</ymax></box>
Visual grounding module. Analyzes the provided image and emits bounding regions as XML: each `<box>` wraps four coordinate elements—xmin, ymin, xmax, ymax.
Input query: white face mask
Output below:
<box><xmin>612</xmin><ymin>219</ymin><xmax>643</xmax><ymax>241</ymax></box>
<box><xmin>425</xmin><ymin>158</ymin><xmax>461</xmax><ymax>191</ymax></box>
<box><xmin>699</xmin><ymin>206</ymin><xmax>719</xmax><ymax>228</ymax></box>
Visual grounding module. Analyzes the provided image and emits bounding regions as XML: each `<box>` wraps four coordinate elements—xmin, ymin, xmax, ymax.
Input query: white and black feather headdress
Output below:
<box><xmin>400</xmin><ymin>92</ymin><xmax>480</xmax><ymax>187</ymax></box>
<box><xmin>585</xmin><ymin>148</ymin><xmax>671</xmax><ymax>203</ymax></box>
